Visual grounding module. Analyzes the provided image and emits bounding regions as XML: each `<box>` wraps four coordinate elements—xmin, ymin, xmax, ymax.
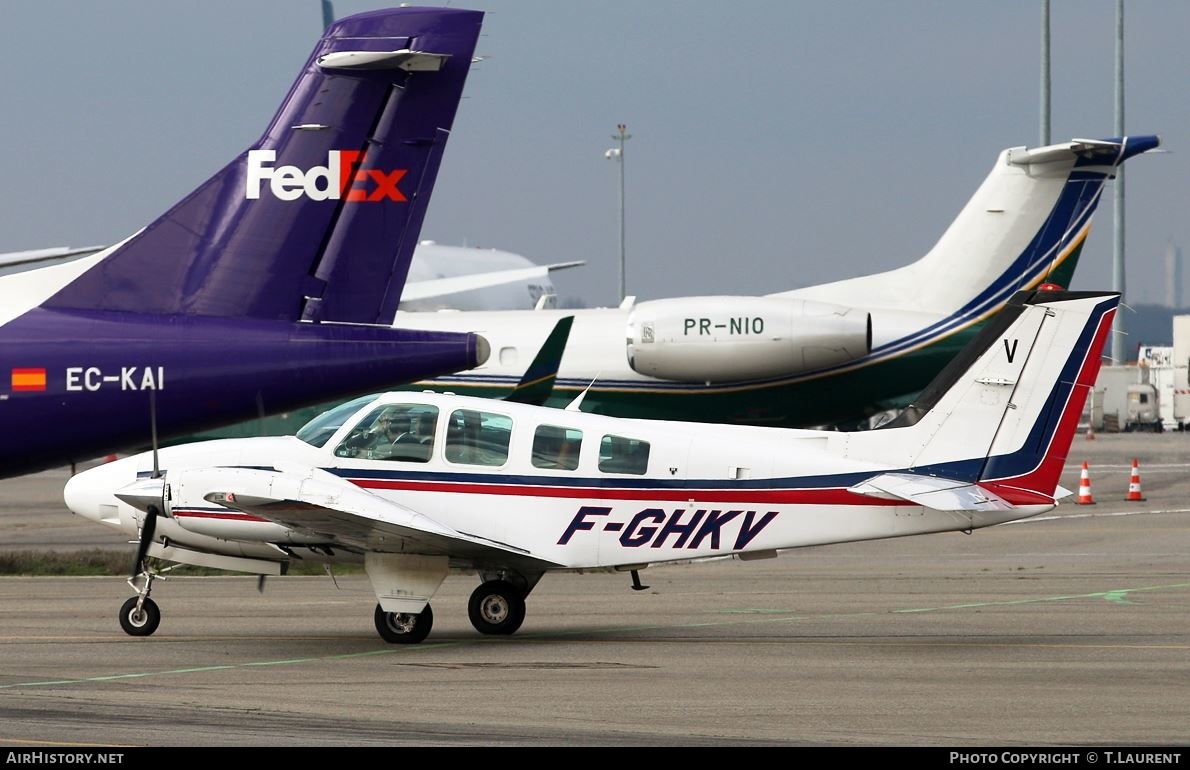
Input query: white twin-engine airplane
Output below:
<box><xmin>65</xmin><ymin>289</ymin><xmax>1117</xmax><ymax>644</ymax></box>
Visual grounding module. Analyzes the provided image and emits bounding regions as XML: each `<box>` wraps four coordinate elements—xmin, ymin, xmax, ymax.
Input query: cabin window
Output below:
<box><xmin>598</xmin><ymin>434</ymin><xmax>650</xmax><ymax>475</ymax></box>
<box><xmin>532</xmin><ymin>425</ymin><xmax>582</xmax><ymax>471</ymax></box>
<box><xmin>333</xmin><ymin>404</ymin><xmax>439</xmax><ymax>462</ymax></box>
<box><xmin>445</xmin><ymin>409</ymin><xmax>512</xmax><ymax>467</ymax></box>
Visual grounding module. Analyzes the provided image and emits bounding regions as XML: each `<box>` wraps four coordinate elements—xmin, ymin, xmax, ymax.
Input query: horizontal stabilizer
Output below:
<box><xmin>1007</xmin><ymin>135</ymin><xmax>1160</xmax><ymax>166</ymax></box>
<box><xmin>848</xmin><ymin>473</ymin><xmax>1017</xmax><ymax>512</ymax></box>
<box><xmin>399</xmin><ymin>261</ymin><xmax>585</xmax><ymax>303</ymax></box>
<box><xmin>317</xmin><ymin>49</ymin><xmax>451</xmax><ymax>72</ymax></box>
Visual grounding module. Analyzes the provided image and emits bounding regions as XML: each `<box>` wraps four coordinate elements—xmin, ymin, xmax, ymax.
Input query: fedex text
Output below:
<box><xmin>558</xmin><ymin>506</ymin><xmax>777</xmax><ymax>550</ymax></box>
<box><xmin>246</xmin><ymin>149</ymin><xmax>407</xmax><ymax>202</ymax></box>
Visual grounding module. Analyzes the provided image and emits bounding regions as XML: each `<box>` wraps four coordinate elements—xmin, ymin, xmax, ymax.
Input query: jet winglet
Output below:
<box><xmin>504</xmin><ymin>316</ymin><xmax>575</xmax><ymax>405</ymax></box>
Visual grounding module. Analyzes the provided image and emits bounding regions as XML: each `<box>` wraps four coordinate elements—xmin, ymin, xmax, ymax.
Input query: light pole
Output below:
<box><xmin>1111</xmin><ymin>0</ymin><xmax>1126</xmax><ymax>364</ymax></box>
<box><xmin>604</xmin><ymin>123</ymin><xmax>631</xmax><ymax>303</ymax></box>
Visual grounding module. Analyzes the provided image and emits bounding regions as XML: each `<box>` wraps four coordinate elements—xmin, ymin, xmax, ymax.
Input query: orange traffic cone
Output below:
<box><xmin>1076</xmin><ymin>461</ymin><xmax>1095</xmax><ymax>505</ymax></box>
<box><xmin>1086</xmin><ymin>423</ymin><xmax>1096</xmax><ymax>440</ymax></box>
<box><xmin>1125</xmin><ymin>458</ymin><xmax>1145</xmax><ymax>502</ymax></box>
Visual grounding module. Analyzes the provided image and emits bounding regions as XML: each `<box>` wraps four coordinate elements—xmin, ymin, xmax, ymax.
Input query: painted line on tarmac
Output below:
<box><xmin>0</xmin><ymin>640</ymin><xmax>466</xmax><ymax>690</ymax></box>
<box><xmin>1007</xmin><ymin>508</ymin><xmax>1190</xmax><ymax>524</ymax></box>
<box><xmin>0</xmin><ymin>738</ymin><xmax>133</xmax><ymax>748</ymax></box>
<box><xmin>2</xmin><ymin>582</ymin><xmax>1186</xmax><ymax>690</ymax></box>
<box><xmin>891</xmin><ymin>581</ymin><xmax>1190</xmax><ymax>613</ymax></box>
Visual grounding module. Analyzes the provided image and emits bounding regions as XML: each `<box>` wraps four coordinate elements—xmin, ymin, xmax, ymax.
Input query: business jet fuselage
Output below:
<box><xmin>396</xmin><ymin>136</ymin><xmax>1158</xmax><ymax>427</ymax></box>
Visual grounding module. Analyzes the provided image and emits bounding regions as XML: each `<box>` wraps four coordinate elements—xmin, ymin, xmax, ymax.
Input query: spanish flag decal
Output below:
<box><xmin>11</xmin><ymin>368</ymin><xmax>47</xmax><ymax>392</ymax></box>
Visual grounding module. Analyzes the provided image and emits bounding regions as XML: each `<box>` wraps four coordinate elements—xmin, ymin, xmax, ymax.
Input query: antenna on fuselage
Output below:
<box><xmin>565</xmin><ymin>374</ymin><xmax>601</xmax><ymax>412</ymax></box>
<box><xmin>149</xmin><ymin>388</ymin><xmax>160</xmax><ymax>480</ymax></box>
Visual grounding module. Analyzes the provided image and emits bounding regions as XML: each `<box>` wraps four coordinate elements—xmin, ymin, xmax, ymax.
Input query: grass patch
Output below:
<box><xmin>0</xmin><ymin>550</ymin><xmax>363</xmax><ymax>576</ymax></box>
<box><xmin>0</xmin><ymin>549</ymin><xmax>130</xmax><ymax>576</ymax></box>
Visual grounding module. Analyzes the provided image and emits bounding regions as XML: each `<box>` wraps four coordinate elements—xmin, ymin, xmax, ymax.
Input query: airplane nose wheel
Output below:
<box><xmin>119</xmin><ymin>570</ymin><xmax>162</xmax><ymax>636</ymax></box>
<box><xmin>468</xmin><ymin>581</ymin><xmax>526</xmax><ymax>636</ymax></box>
<box><xmin>119</xmin><ymin>596</ymin><xmax>161</xmax><ymax>636</ymax></box>
<box><xmin>374</xmin><ymin>603</ymin><xmax>433</xmax><ymax>644</ymax></box>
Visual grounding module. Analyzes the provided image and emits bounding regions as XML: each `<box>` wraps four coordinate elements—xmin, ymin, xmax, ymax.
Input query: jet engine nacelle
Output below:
<box><xmin>626</xmin><ymin>297</ymin><xmax>871</xmax><ymax>382</ymax></box>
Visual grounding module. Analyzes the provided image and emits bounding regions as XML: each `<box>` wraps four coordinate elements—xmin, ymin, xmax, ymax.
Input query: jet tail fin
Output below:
<box><xmin>45</xmin><ymin>8</ymin><xmax>483</xmax><ymax>325</ymax></box>
<box><xmin>854</xmin><ymin>289</ymin><xmax>1118</xmax><ymax>505</ymax></box>
<box><xmin>779</xmin><ymin>136</ymin><xmax>1158</xmax><ymax>322</ymax></box>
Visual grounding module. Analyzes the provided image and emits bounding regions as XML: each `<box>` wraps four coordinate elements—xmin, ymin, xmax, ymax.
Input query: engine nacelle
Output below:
<box><xmin>626</xmin><ymin>296</ymin><xmax>871</xmax><ymax>382</ymax></box>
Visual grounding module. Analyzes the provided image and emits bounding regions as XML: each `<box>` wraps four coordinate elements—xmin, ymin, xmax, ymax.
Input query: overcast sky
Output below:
<box><xmin>2</xmin><ymin>1</ymin><xmax>1186</xmax><ymax>310</ymax></box>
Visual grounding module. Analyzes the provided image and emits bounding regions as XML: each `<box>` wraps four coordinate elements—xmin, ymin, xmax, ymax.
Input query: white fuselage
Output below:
<box><xmin>67</xmin><ymin>391</ymin><xmax>1050</xmax><ymax>573</ymax></box>
<box><xmin>394</xmin><ymin>304</ymin><xmax>939</xmax><ymax>391</ymax></box>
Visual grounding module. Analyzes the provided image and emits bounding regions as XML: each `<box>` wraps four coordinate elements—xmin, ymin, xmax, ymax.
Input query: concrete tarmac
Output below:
<box><xmin>0</xmin><ymin>432</ymin><xmax>1187</xmax><ymax>746</ymax></box>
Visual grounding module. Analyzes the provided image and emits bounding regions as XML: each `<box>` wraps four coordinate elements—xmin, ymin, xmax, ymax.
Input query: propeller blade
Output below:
<box><xmin>131</xmin><ymin>504</ymin><xmax>159</xmax><ymax>578</ymax></box>
<box><xmin>149</xmin><ymin>389</ymin><xmax>160</xmax><ymax>479</ymax></box>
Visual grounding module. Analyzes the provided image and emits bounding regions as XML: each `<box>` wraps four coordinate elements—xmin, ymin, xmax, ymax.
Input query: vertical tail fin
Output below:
<box><xmin>854</xmin><ymin>290</ymin><xmax>1118</xmax><ymax>504</ymax></box>
<box><xmin>783</xmin><ymin>136</ymin><xmax>1158</xmax><ymax>322</ymax></box>
<box><xmin>44</xmin><ymin>7</ymin><xmax>483</xmax><ymax>324</ymax></box>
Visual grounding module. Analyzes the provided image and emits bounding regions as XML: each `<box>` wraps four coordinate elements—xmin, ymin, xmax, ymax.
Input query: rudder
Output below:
<box><xmin>44</xmin><ymin>7</ymin><xmax>483</xmax><ymax>324</ymax></box>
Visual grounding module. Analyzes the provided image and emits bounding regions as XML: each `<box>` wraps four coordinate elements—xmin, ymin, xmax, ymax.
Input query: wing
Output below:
<box><xmin>174</xmin><ymin>465</ymin><xmax>562</xmax><ymax>573</ymax></box>
<box><xmin>0</xmin><ymin>245</ymin><xmax>107</xmax><ymax>270</ymax></box>
<box><xmin>398</xmin><ymin>261</ymin><xmax>585</xmax><ymax>303</ymax></box>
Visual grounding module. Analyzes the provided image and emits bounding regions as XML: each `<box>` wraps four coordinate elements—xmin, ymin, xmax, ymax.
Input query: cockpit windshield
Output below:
<box><xmin>295</xmin><ymin>394</ymin><xmax>381</xmax><ymax>448</ymax></box>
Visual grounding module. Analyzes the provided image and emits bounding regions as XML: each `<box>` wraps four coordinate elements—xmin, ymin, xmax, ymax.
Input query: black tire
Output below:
<box><xmin>118</xmin><ymin>597</ymin><xmax>160</xmax><ymax>637</ymax></box>
<box><xmin>374</xmin><ymin>603</ymin><xmax>433</xmax><ymax>644</ymax></box>
<box><xmin>468</xmin><ymin>581</ymin><xmax>526</xmax><ymax>636</ymax></box>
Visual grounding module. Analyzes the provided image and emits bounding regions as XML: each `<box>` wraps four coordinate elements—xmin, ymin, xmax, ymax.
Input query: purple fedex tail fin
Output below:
<box><xmin>45</xmin><ymin>8</ymin><xmax>482</xmax><ymax>324</ymax></box>
<box><xmin>0</xmin><ymin>8</ymin><xmax>487</xmax><ymax>477</ymax></box>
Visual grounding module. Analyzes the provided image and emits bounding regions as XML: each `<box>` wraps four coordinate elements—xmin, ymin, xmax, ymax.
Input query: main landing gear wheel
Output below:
<box><xmin>374</xmin><ymin>603</ymin><xmax>433</xmax><ymax>644</ymax></box>
<box><xmin>468</xmin><ymin>581</ymin><xmax>526</xmax><ymax>636</ymax></box>
<box><xmin>118</xmin><ymin>596</ymin><xmax>161</xmax><ymax>637</ymax></box>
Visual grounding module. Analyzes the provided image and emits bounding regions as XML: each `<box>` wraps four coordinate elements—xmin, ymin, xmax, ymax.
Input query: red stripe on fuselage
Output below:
<box><xmin>348</xmin><ymin>477</ymin><xmax>913</xmax><ymax>506</ymax></box>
